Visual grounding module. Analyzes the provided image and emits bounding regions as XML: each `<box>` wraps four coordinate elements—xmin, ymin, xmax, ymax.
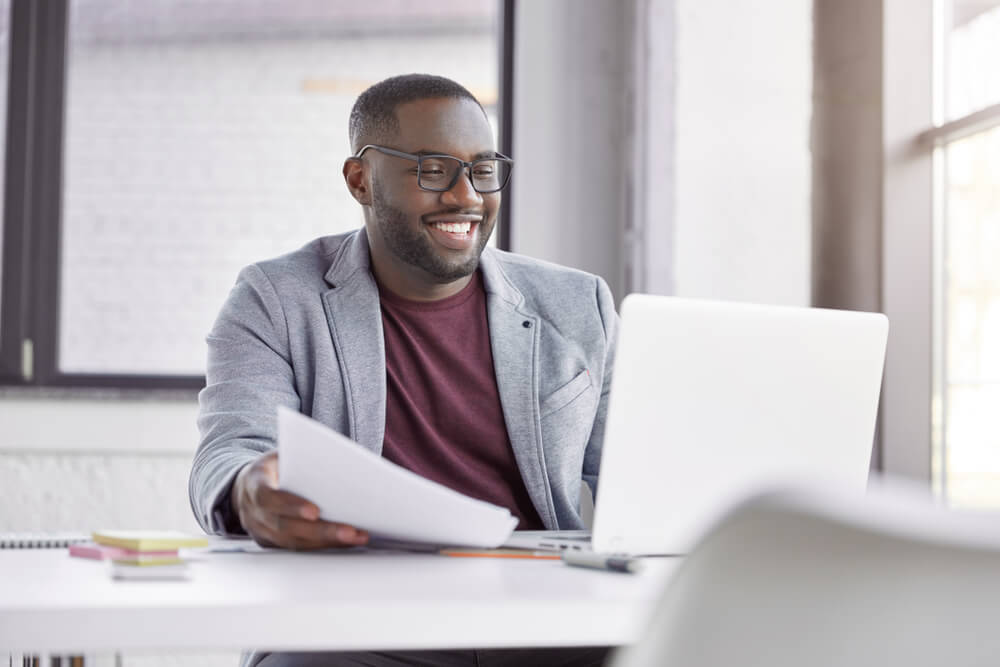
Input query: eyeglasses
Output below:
<box><xmin>354</xmin><ymin>144</ymin><xmax>514</xmax><ymax>194</ymax></box>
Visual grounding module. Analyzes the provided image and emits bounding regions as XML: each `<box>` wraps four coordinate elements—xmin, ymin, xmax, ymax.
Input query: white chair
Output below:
<box><xmin>611</xmin><ymin>481</ymin><xmax>1000</xmax><ymax>667</ymax></box>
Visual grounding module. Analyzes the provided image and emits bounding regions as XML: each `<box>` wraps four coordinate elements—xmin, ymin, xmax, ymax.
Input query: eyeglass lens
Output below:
<box><xmin>418</xmin><ymin>157</ymin><xmax>510</xmax><ymax>193</ymax></box>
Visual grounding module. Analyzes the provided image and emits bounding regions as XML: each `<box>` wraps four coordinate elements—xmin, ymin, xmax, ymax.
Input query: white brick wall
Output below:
<box><xmin>0</xmin><ymin>451</ymin><xmax>199</xmax><ymax>532</ymax></box>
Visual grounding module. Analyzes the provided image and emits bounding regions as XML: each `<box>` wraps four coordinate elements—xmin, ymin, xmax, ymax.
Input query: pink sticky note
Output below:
<box><xmin>69</xmin><ymin>542</ymin><xmax>178</xmax><ymax>560</ymax></box>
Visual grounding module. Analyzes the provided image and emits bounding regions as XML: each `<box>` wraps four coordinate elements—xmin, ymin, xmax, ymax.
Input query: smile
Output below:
<box><xmin>423</xmin><ymin>217</ymin><xmax>482</xmax><ymax>251</ymax></box>
<box><xmin>430</xmin><ymin>221</ymin><xmax>473</xmax><ymax>234</ymax></box>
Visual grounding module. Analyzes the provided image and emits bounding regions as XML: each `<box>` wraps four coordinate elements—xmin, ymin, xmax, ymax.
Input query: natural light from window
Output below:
<box><xmin>939</xmin><ymin>0</ymin><xmax>1000</xmax><ymax>507</ymax></box>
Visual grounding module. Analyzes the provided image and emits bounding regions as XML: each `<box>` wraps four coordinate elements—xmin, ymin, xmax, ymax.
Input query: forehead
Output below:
<box><xmin>391</xmin><ymin>97</ymin><xmax>495</xmax><ymax>159</ymax></box>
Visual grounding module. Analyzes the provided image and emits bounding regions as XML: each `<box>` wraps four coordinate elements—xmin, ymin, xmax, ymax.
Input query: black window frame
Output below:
<box><xmin>0</xmin><ymin>0</ymin><xmax>515</xmax><ymax>391</ymax></box>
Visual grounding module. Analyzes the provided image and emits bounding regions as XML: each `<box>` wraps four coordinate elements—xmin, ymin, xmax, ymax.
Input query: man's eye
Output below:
<box><xmin>472</xmin><ymin>167</ymin><xmax>495</xmax><ymax>177</ymax></box>
<box><xmin>422</xmin><ymin>168</ymin><xmax>445</xmax><ymax>175</ymax></box>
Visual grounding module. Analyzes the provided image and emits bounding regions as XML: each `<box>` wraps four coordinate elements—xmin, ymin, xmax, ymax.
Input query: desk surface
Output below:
<box><xmin>0</xmin><ymin>548</ymin><xmax>678</xmax><ymax>654</ymax></box>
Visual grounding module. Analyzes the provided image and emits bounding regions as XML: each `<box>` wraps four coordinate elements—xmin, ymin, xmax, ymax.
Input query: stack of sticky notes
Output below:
<box><xmin>72</xmin><ymin>530</ymin><xmax>209</xmax><ymax>580</ymax></box>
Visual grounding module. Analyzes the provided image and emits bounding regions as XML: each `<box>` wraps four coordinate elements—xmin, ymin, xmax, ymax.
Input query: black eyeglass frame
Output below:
<box><xmin>353</xmin><ymin>144</ymin><xmax>514</xmax><ymax>194</ymax></box>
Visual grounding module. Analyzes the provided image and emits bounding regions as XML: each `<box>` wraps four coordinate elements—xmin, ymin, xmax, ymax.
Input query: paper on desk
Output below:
<box><xmin>277</xmin><ymin>407</ymin><xmax>519</xmax><ymax>548</ymax></box>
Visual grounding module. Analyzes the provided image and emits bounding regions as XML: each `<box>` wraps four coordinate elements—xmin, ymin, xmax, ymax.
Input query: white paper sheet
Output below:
<box><xmin>277</xmin><ymin>407</ymin><xmax>519</xmax><ymax>548</ymax></box>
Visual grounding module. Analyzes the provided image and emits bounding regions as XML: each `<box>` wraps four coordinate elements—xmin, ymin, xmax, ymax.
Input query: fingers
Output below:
<box><xmin>233</xmin><ymin>451</ymin><xmax>369</xmax><ymax>550</ymax></box>
<box><xmin>256</xmin><ymin>484</ymin><xmax>321</xmax><ymax>522</ymax></box>
<box><xmin>251</xmin><ymin>514</ymin><xmax>370</xmax><ymax>551</ymax></box>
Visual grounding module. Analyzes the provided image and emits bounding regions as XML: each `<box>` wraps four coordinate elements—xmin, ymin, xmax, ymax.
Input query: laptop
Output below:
<box><xmin>504</xmin><ymin>294</ymin><xmax>888</xmax><ymax>556</ymax></box>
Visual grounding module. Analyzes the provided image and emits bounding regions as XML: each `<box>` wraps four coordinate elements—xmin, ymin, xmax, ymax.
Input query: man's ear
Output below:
<box><xmin>343</xmin><ymin>158</ymin><xmax>372</xmax><ymax>205</ymax></box>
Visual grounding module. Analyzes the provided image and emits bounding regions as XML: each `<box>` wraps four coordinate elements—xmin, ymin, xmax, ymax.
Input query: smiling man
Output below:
<box><xmin>189</xmin><ymin>74</ymin><xmax>618</xmax><ymax>667</ymax></box>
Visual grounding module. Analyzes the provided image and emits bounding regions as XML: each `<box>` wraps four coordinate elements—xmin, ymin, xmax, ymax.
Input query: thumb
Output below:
<box><xmin>255</xmin><ymin>451</ymin><xmax>281</xmax><ymax>487</ymax></box>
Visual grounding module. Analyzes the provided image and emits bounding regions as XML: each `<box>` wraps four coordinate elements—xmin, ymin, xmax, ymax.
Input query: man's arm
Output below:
<box><xmin>581</xmin><ymin>276</ymin><xmax>620</xmax><ymax>498</ymax></box>
<box><xmin>188</xmin><ymin>264</ymin><xmax>368</xmax><ymax>549</ymax></box>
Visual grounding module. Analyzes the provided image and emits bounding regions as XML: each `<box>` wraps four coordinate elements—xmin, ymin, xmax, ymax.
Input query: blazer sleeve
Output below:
<box><xmin>188</xmin><ymin>264</ymin><xmax>302</xmax><ymax>535</ymax></box>
<box><xmin>581</xmin><ymin>275</ymin><xmax>620</xmax><ymax>499</ymax></box>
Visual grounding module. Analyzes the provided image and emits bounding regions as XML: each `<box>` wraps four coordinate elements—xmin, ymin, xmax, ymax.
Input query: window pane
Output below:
<box><xmin>945</xmin><ymin>0</ymin><xmax>1000</xmax><ymax>121</ymax></box>
<box><xmin>942</xmin><ymin>124</ymin><xmax>1000</xmax><ymax>507</ymax></box>
<box><xmin>59</xmin><ymin>0</ymin><xmax>499</xmax><ymax>376</ymax></box>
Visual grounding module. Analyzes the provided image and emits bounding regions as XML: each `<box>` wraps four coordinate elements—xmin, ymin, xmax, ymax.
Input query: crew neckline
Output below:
<box><xmin>375</xmin><ymin>270</ymin><xmax>483</xmax><ymax>312</ymax></box>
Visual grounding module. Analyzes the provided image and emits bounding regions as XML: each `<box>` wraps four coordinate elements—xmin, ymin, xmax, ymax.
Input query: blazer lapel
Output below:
<box><xmin>321</xmin><ymin>230</ymin><xmax>386</xmax><ymax>455</ymax></box>
<box><xmin>480</xmin><ymin>250</ymin><xmax>557</xmax><ymax>529</ymax></box>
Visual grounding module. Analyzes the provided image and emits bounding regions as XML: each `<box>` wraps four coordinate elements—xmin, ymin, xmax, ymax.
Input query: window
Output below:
<box><xmin>934</xmin><ymin>0</ymin><xmax>1000</xmax><ymax>506</ymax></box>
<box><xmin>0</xmin><ymin>0</ymin><xmax>509</xmax><ymax>388</ymax></box>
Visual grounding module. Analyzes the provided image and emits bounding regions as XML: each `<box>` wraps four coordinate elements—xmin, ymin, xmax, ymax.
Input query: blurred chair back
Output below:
<box><xmin>611</xmin><ymin>482</ymin><xmax>1000</xmax><ymax>667</ymax></box>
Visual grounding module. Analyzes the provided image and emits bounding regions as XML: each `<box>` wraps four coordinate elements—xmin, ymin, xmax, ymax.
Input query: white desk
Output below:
<box><xmin>0</xmin><ymin>548</ymin><xmax>678</xmax><ymax>654</ymax></box>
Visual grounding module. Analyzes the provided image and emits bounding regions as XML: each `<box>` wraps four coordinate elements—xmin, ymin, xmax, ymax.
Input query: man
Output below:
<box><xmin>189</xmin><ymin>74</ymin><xmax>618</xmax><ymax>666</ymax></box>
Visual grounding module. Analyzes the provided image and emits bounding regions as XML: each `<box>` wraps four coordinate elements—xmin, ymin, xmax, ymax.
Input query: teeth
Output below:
<box><xmin>431</xmin><ymin>221</ymin><xmax>472</xmax><ymax>234</ymax></box>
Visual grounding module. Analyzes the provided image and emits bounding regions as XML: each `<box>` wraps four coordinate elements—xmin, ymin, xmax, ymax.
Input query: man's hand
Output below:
<box><xmin>231</xmin><ymin>450</ymin><xmax>370</xmax><ymax>550</ymax></box>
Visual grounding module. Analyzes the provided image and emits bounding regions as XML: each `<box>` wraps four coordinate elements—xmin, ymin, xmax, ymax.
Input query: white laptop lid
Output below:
<box><xmin>591</xmin><ymin>294</ymin><xmax>888</xmax><ymax>555</ymax></box>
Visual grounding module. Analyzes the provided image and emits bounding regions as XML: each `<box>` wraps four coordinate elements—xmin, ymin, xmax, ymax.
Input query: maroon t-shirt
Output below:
<box><xmin>377</xmin><ymin>271</ymin><xmax>544</xmax><ymax>530</ymax></box>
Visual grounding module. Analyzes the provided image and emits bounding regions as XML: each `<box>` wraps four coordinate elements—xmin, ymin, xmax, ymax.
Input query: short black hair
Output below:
<box><xmin>349</xmin><ymin>73</ymin><xmax>485</xmax><ymax>152</ymax></box>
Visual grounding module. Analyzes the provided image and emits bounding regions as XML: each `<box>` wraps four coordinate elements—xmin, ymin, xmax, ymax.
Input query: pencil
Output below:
<box><xmin>439</xmin><ymin>548</ymin><xmax>561</xmax><ymax>560</ymax></box>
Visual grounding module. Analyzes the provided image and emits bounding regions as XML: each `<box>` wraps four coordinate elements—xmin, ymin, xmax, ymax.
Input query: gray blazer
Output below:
<box><xmin>189</xmin><ymin>229</ymin><xmax>618</xmax><ymax>533</ymax></box>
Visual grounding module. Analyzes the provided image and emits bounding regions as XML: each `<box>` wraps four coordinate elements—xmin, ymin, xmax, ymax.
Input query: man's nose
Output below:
<box><xmin>440</xmin><ymin>167</ymin><xmax>483</xmax><ymax>207</ymax></box>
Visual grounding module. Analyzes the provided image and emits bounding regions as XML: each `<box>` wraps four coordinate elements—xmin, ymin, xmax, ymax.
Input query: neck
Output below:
<box><xmin>369</xmin><ymin>259</ymin><xmax>473</xmax><ymax>302</ymax></box>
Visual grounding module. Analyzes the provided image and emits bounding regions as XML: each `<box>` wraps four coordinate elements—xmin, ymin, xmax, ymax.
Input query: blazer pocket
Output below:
<box><xmin>540</xmin><ymin>370</ymin><xmax>593</xmax><ymax>418</ymax></box>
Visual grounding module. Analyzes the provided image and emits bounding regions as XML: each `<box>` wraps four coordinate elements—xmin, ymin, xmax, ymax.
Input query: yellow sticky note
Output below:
<box><xmin>92</xmin><ymin>530</ymin><xmax>209</xmax><ymax>551</ymax></box>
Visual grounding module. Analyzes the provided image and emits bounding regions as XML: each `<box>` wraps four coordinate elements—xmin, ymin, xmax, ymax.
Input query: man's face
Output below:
<box><xmin>363</xmin><ymin>98</ymin><xmax>500</xmax><ymax>289</ymax></box>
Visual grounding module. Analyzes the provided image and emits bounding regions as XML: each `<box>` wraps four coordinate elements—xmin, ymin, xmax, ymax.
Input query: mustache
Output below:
<box><xmin>421</xmin><ymin>209</ymin><xmax>485</xmax><ymax>219</ymax></box>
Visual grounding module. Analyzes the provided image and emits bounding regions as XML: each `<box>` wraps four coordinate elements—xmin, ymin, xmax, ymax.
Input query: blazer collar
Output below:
<box><xmin>323</xmin><ymin>228</ymin><xmax>372</xmax><ymax>289</ymax></box>
<box><xmin>478</xmin><ymin>246</ymin><xmax>526</xmax><ymax>309</ymax></box>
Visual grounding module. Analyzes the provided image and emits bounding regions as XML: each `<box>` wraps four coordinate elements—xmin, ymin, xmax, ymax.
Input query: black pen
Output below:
<box><xmin>561</xmin><ymin>551</ymin><xmax>642</xmax><ymax>574</ymax></box>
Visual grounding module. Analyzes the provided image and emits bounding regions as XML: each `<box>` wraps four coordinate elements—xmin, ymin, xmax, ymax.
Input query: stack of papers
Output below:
<box><xmin>278</xmin><ymin>407</ymin><xmax>520</xmax><ymax>548</ymax></box>
<box><xmin>85</xmin><ymin>531</ymin><xmax>209</xmax><ymax>580</ymax></box>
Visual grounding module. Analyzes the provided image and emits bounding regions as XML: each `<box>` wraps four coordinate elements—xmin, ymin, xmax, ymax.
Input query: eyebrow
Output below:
<box><xmin>413</xmin><ymin>149</ymin><xmax>498</xmax><ymax>160</ymax></box>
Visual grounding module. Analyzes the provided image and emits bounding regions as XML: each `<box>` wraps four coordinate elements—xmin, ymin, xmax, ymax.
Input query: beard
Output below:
<box><xmin>370</xmin><ymin>189</ymin><xmax>493</xmax><ymax>283</ymax></box>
